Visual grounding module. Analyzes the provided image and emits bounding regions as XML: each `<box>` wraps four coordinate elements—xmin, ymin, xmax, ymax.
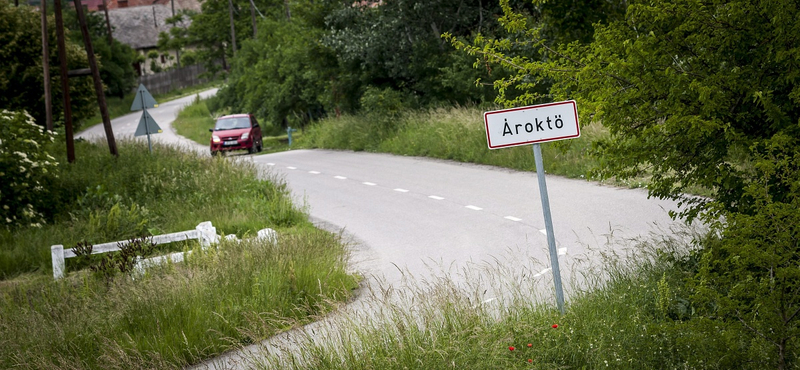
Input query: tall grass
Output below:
<box><xmin>252</xmin><ymin>230</ymin><xmax>773</xmax><ymax>370</ymax></box>
<box><xmin>302</xmin><ymin>106</ymin><xmax>605</xmax><ymax>181</ymax></box>
<box><xmin>0</xmin><ymin>139</ymin><xmax>306</xmax><ymax>278</ymax></box>
<box><xmin>0</xmin><ymin>230</ymin><xmax>359</xmax><ymax>370</ymax></box>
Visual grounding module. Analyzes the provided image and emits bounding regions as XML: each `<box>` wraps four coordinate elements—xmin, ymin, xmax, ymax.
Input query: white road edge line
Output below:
<box><xmin>287</xmin><ymin>166</ymin><xmax>297</xmax><ymax>170</ymax></box>
<box><xmin>465</xmin><ymin>205</ymin><xmax>482</xmax><ymax>211</ymax></box>
<box><xmin>539</xmin><ymin>229</ymin><xmax>547</xmax><ymax>235</ymax></box>
<box><xmin>394</xmin><ymin>188</ymin><xmax>409</xmax><ymax>193</ymax></box>
<box><xmin>309</xmin><ymin>171</ymin><xmax>320</xmax><ymax>174</ymax></box>
<box><xmin>428</xmin><ymin>195</ymin><xmax>444</xmax><ymax>200</ymax></box>
<box><xmin>504</xmin><ymin>216</ymin><xmax>522</xmax><ymax>222</ymax></box>
<box><xmin>334</xmin><ymin>176</ymin><xmax>347</xmax><ymax>180</ymax></box>
<box><xmin>266</xmin><ymin>163</ymin><xmax>275</xmax><ymax>166</ymax></box>
<box><xmin>533</xmin><ymin>268</ymin><xmax>552</xmax><ymax>278</ymax></box>
<box><xmin>362</xmin><ymin>182</ymin><xmax>377</xmax><ymax>186</ymax></box>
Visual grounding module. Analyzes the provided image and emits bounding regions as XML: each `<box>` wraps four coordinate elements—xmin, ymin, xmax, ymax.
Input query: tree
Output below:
<box><xmin>452</xmin><ymin>0</ymin><xmax>800</xmax><ymax>366</ymax></box>
<box><xmin>220</xmin><ymin>17</ymin><xmax>335</xmax><ymax>128</ymax></box>
<box><xmin>0</xmin><ymin>2</ymin><xmax>95</xmax><ymax>129</ymax></box>
<box><xmin>157</xmin><ymin>10</ymin><xmax>194</xmax><ymax>68</ymax></box>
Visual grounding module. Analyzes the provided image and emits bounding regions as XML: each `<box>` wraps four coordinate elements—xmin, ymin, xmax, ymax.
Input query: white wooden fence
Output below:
<box><xmin>51</xmin><ymin>222</ymin><xmax>220</xmax><ymax>280</ymax></box>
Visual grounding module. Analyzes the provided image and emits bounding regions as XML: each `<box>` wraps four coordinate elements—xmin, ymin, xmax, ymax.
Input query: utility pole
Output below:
<box><xmin>41</xmin><ymin>0</ymin><xmax>54</xmax><ymax>132</ymax></box>
<box><xmin>102</xmin><ymin>0</ymin><xmax>113</xmax><ymax>44</ymax></box>
<box><xmin>54</xmin><ymin>0</ymin><xmax>75</xmax><ymax>163</ymax></box>
<box><xmin>250</xmin><ymin>0</ymin><xmax>256</xmax><ymax>38</ymax></box>
<box><xmin>72</xmin><ymin>0</ymin><xmax>119</xmax><ymax>157</ymax></box>
<box><xmin>171</xmin><ymin>0</ymin><xmax>181</xmax><ymax>68</ymax></box>
<box><xmin>228</xmin><ymin>0</ymin><xmax>236</xmax><ymax>57</ymax></box>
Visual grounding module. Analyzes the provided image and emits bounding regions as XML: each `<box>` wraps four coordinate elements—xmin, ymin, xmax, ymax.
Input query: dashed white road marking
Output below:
<box><xmin>558</xmin><ymin>247</ymin><xmax>567</xmax><ymax>256</ymax></box>
<box><xmin>287</xmin><ymin>166</ymin><xmax>297</xmax><ymax>170</ymax></box>
<box><xmin>533</xmin><ymin>268</ymin><xmax>551</xmax><ymax>278</ymax></box>
<box><xmin>428</xmin><ymin>195</ymin><xmax>444</xmax><ymax>200</ymax></box>
<box><xmin>334</xmin><ymin>176</ymin><xmax>347</xmax><ymax>180</ymax></box>
<box><xmin>362</xmin><ymin>182</ymin><xmax>377</xmax><ymax>186</ymax></box>
<box><xmin>266</xmin><ymin>163</ymin><xmax>275</xmax><ymax>166</ymax></box>
<box><xmin>394</xmin><ymin>188</ymin><xmax>409</xmax><ymax>193</ymax></box>
<box><xmin>465</xmin><ymin>205</ymin><xmax>483</xmax><ymax>211</ymax></box>
<box><xmin>504</xmin><ymin>216</ymin><xmax>522</xmax><ymax>222</ymax></box>
<box><xmin>309</xmin><ymin>171</ymin><xmax>320</xmax><ymax>174</ymax></box>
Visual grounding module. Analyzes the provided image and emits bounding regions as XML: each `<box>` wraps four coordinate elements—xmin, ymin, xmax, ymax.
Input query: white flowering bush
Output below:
<box><xmin>0</xmin><ymin>110</ymin><xmax>58</xmax><ymax>228</ymax></box>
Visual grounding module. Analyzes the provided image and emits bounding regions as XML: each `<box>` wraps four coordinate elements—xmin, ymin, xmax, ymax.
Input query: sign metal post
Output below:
<box><xmin>483</xmin><ymin>100</ymin><xmax>579</xmax><ymax>314</ymax></box>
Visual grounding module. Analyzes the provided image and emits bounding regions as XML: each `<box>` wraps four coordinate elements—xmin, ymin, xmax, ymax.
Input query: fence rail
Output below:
<box><xmin>51</xmin><ymin>222</ymin><xmax>219</xmax><ymax>279</ymax></box>
<box><xmin>138</xmin><ymin>64</ymin><xmax>210</xmax><ymax>96</ymax></box>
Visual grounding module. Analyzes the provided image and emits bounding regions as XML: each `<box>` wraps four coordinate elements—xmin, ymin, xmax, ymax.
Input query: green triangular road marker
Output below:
<box><xmin>134</xmin><ymin>110</ymin><xmax>162</xmax><ymax>137</ymax></box>
<box><xmin>130</xmin><ymin>84</ymin><xmax>159</xmax><ymax>111</ymax></box>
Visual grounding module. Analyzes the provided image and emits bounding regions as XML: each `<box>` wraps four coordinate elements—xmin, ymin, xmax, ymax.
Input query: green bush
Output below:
<box><xmin>0</xmin><ymin>110</ymin><xmax>58</xmax><ymax>228</ymax></box>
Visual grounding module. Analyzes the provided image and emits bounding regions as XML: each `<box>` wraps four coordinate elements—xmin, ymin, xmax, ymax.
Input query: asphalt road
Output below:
<box><xmin>252</xmin><ymin>149</ymin><xmax>682</xmax><ymax>287</ymax></box>
<box><xmin>77</xmin><ymin>88</ymin><xmax>218</xmax><ymax>154</ymax></box>
<box><xmin>77</xmin><ymin>91</ymin><xmax>687</xmax><ymax>369</ymax></box>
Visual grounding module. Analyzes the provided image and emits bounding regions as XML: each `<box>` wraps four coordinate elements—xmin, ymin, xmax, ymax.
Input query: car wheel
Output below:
<box><xmin>257</xmin><ymin>139</ymin><xmax>263</xmax><ymax>153</ymax></box>
<box><xmin>248</xmin><ymin>144</ymin><xmax>256</xmax><ymax>154</ymax></box>
<box><xmin>211</xmin><ymin>150</ymin><xmax>218</xmax><ymax>157</ymax></box>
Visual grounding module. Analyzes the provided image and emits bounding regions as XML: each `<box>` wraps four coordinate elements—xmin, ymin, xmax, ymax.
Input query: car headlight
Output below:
<box><xmin>241</xmin><ymin>132</ymin><xmax>250</xmax><ymax>140</ymax></box>
<box><xmin>212</xmin><ymin>135</ymin><xmax>220</xmax><ymax>143</ymax></box>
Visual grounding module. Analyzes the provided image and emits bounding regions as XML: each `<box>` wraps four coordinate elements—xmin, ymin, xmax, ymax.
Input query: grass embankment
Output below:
<box><xmin>173</xmin><ymin>97</ymin><xmax>303</xmax><ymax>154</ymax></box>
<box><xmin>299</xmin><ymin>107</ymin><xmax>618</xmax><ymax>181</ymax></box>
<box><xmin>266</xmin><ymin>236</ymin><xmax>768</xmax><ymax>369</ymax></box>
<box><xmin>0</xmin><ymin>140</ymin><xmax>359</xmax><ymax>369</ymax></box>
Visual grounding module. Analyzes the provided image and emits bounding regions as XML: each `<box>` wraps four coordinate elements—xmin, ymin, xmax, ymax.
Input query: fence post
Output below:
<box><xmin>51</xmin><ymin>244</ymin><xmax>65</xmax><ymax>279</ymax></box>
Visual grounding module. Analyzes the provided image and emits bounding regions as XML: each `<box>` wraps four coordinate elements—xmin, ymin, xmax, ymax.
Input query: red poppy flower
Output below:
<box><xmin>552</xmin><ymin>324</ymin><xmax>558</xmax><ymax>328</ymax></box>
<box><xmin>509</xmin><ymin>346</ymin><xmax>515</xmax><ymax>351</ymax></box>
<box><xmin>528</xmin><ymin>359</ymin><xmax>533</xmax><ymax>363</ymax></box>
<box><xmin>527</xmin><ymin>343</ymin><xmax>533</xmax><ymax>347</ymax></box>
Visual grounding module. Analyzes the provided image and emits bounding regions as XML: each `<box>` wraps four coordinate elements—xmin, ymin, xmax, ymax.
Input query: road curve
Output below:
<box><xmin>75</xmin><ymin>92</ymin><xmax>687</xmax><ymax>368</ymax></box>
<box><xmin>252</xmin><ymin>149</ymin><xmax>683</xmax><ymax>287</ymax></box>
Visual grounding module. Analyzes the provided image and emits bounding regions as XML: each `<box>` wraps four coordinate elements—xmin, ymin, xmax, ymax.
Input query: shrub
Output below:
<box><xmin>0</xmin><ymin>110</ymin><xmax>58</xmax><ymax>228</ymax></box>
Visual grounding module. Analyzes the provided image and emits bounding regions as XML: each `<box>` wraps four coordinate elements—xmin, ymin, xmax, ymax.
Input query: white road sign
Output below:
<box><xmin>484</xmin><ymin>100</ymin><xmax>580</xmax><ymax>149</ymax></box>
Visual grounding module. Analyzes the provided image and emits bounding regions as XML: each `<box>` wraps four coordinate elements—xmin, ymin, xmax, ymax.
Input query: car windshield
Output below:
<box><xmin>214</xmin><ymin>117</ymin><xmax>250</xmax><ymax>130</ymax></box>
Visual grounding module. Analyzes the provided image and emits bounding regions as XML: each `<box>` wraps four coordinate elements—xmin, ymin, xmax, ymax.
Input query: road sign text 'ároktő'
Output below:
<box><xmin>484</xmin><ymin>100</ymin><xmax>579</xmax><ymax>149</ymax></box>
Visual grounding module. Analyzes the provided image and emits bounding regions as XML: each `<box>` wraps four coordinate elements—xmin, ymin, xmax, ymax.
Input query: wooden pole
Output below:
<box><xmin>41</xmin><ymin>0</ymin><xmax>54</xmax><ymax>132</ymax></box>
<box><xmin>250</xmin><ymin>0</ymin><xmax>256</xmax><ymax>38</ymax></box>
<box><xmin>72</xmin><ymin>0</ymin><xmax>119</xmax><ymax>157</ymax></box>
<box><xmin>53</xmin><ymin>0</ymin><xmax>75</xmax><ymax>163</ymax></box>
<box><xmin>228</xmin><ymin>0</ymin><xmax>236</xmax><ymax>57</ymax></box>
<box><xmin>102</xmin><ymin>0</ymin><xmax>113</xmax><ymax>45</ymax></box>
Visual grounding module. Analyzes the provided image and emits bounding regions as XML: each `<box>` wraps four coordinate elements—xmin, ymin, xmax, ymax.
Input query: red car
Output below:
<box><xmin>209</xmin><ymin>114</ymin><xmax>263</xmax><ymax>156</ymax></box>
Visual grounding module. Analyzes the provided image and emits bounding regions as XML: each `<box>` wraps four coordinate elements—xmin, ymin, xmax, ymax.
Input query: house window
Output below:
<box><xmin>160</xmin><ymin>54</ymin><xmax>166</xmax><ymax>63</ymax></box>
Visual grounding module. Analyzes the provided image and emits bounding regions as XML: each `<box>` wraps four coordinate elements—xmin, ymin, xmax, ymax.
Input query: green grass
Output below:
<box><xmin>300</xmin><ymin>107</ymin><xmax>607</xmax><ymax>180</ymax></box>
<box><xmin>0</xmin><ymin>138</ymin><xmax>307</xmax><ymax>278</ymax></box>
<box><xmin>257</xmin><ymin>233</ymin><xmax>778</xmax><ymax>369</ymax></box>
<box><xmin>0</xmin><ymin>138</ymin><xmax>359</xmax><ymax>369</ymax></box>
<box><xmin>78</xmin><ymin>80</ymin><xmax>221</xmax><ymax>131</ymax></box>
<box><xmin>172</xmin><ymin>95</ymin><xmax>216</xmax><ymax>145</ymax></box>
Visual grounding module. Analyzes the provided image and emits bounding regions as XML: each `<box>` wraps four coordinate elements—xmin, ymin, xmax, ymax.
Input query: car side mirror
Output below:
<box><xmin>208</xmin><ymin>128</ymin><xmax>213</xmax><ymax>132</ymax></box>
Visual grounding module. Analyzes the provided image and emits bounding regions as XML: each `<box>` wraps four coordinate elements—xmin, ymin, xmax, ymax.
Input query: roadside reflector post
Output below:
<box><xmin>483</xmin><ymin>100</ymin><xmax>579</xmax><ymax>315</ymax></box>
